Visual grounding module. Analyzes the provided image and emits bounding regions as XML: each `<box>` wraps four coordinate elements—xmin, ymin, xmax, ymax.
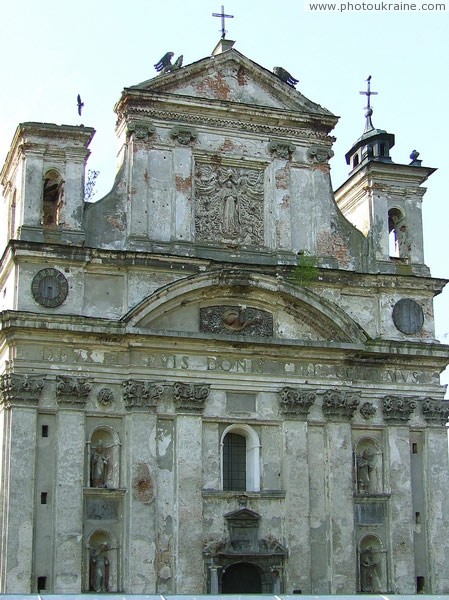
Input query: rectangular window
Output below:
<box><xmin>42</xmin><ymin>425</ymin><xmax>49</xmax><ymax>437</ymax></box>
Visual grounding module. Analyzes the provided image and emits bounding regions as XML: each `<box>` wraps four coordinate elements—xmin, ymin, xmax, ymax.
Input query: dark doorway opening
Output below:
<box><xmin>222</xmin><ymin>562</ymin><xmax>262</xmax><ymax>593</ymax></box>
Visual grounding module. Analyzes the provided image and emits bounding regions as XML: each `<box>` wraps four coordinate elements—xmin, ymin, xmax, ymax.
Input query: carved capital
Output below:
<box><xmin>278</xmin><ymin>387</ymin><xmax>316</xmax><ymax>417</ymax></box>
<box><xmin>0</xmin><ymin>374</ymin><xmax>44</xmax><ymax>408</ymax></box>
<box><xmin>307</xmin><ymin>145</ymin><xmax>334</xmax><ymax>163</ymax></box>
<box><xmin>360</xmin><ymin>402</ymin><xmax>376</xmax><ymax>419</ymax></box>
<box><xmin>170</xmin><ymin>124</ymin><xmax>197</xmax><ymax>145</ymax></box>
<box><xmin>322</xmin><ymin>389</ymin><xmax>360</xmax><ymax>419</ymax></box>
<box><xmin>127</xmin><ymin>120</ymin><xmax>155</xmax><ymax>141</ymax></box>
<box><xmin>268</xmin><ymin>139</ymin><xmax>296</xmax><ymax>160</ymax></box>
<box><xmin>123</xmin><ymin>380</ymin><xmax>164</xmax><ymax>411</ymax></box>
<box><xmin>382</xmin><ymin>395</ymin><xmax>416</xmax><ymax>423</ymax></box>
<box><xmin>56</xmin><ymin>375</ymin><xmax>92</xmax><ymax>406</ymax></box>
<box><xmin>421</xmin><ymin>398</ymin><xmax>449</xmax><ymax>426</ymax></box>
<box><xmin>173</xmin><ymin>382</ymin><xmax>210</xmax><ymax>413</ymax></box>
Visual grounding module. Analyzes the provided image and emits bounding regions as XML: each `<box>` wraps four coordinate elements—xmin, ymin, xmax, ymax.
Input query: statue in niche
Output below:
<box><xmin>360</xmin><ymin>546</ymin><xmax>381</xmax><ymax>592</ymax></box>
<box><xmin>356</xmin><ymin>447</ymin><xmax>377</xmax><ymax>494</ymax></box>
<box><xmin>219</xmin><ymin>170</ymin><xmax>241</xmax><ymax>235</ymax></box>
<box><xmin>89</xmin><ymin>543</ymin><xmax>110</xmax><ymax>592</ymax></box>
<box><xmin>91</xmin><ymin>440</ymin><xmax>109</xmax><ymax>488</ymax></box>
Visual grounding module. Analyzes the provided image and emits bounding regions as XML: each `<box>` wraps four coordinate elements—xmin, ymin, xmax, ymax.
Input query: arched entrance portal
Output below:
<box><xmin>222</xmin><ymin>562</ymin><xmax>262</xmax><ymax>593</ymax></box>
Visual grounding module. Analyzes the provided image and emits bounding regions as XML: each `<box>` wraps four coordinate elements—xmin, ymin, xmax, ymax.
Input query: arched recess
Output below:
<box><xmin>85</xmin><ymin>529</ymin><xmax>119</xmax><ymax>593</ymax></box>
<box><xmin>354</xmin><ymin>437</ymin><xmax>383</xmax><ymax>495</ymax></box>
<box><xmin>42</xmin><ymin>169</ymin><xmax>64</xmax><ymax>227</ymax></box>
<box><xmin>122</xmin><ymin>270</ymin><xmax>369</xmax><ymax>344</ymax></box>
<box><xmin>88</xmin><ymin>426</ymin><xmax>121</xmax><ymax>489</ymax></box>
<box><xmin>221</xmin><ymin>424</ymin><xmax>260</xmax><ymax>492</ymax></box>
<box><xmin>358</xmin><ymin>534</ymin><xmax>387</xmax><ymax>593</ymax></box>
<box><xmin>388</xmin><ymin>207</ymin><xmax>407</xmax><ymax>258</ymax></box>
<box><xmin>221</xmin><ymin>561</ymin><xmax>264</xmax><ymax>593</ymax></box>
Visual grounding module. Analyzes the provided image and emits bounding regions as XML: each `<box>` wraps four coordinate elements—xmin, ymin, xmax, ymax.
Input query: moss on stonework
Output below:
<box><xmin>289</xmin><ymin>252</ymin><xmax>319</xmax><ymax>286</ymax></box>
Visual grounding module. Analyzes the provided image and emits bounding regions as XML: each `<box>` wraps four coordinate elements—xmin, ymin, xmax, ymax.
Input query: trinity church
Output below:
<box><xmin>1</xmin><ymin>34</ymin><xmax>448</xmax><ymax>596</ymax></box>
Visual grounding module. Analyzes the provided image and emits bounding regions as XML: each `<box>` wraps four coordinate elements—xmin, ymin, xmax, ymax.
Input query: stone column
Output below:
<box><xmin>127</xmin><ymin>408</ymin><xmax>158</xmax><ymax>592</ymax></box>
<box><xmin>326</xmin><ymin>420</ymin><xmax>356</xmax><ymax>593</ymax></box>
<box><xmin>322</xmin><ymin>389</ymin><xmax>360</xmax><ymax>593</ymax></box>
<box><xmin>173</xmin><ymin>382</ymin><xmax>209</xmax><ymax>593</ymax></box>
<box><xmin>53</xmin><ymin>409</ymin><xmax>85</xmax><ymax>592</ymax></box>
<box><xmin>308</xmin><ymin>422</ymin><xmax>330</xmax><ymax>593</ymax></box>
<box><xmin>424</xmin><ymin>425</ymin><xmax>449</xmax><ymax>593</ymax></box>
<box><xmin>387</xmin><ymin>425</ymin><xmax>415</xmax><ymax>593</ymax></box>
<box><xmin>1</xmin><ymin>407</ymin><xmax>38</xmax><ymax>592</ymax></box>
<box><xmin>279</xmin><ymin>387</ymin><xmax>313</xmax><ymax>593</ymax></box>
<box><xmin>0</xmin><ymin>373</ymin><xmax>43</xmax><ymax>593</ymax></box>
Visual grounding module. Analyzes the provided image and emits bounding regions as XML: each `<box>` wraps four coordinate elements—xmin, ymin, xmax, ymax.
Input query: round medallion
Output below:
<box><xmin>392</xmin><ymin>298</ymin><xmax>424</xmax><ymax>334</ymax></box>
<box><xmin>31</xmin><ymin>268</ymin><xmax>68</xmax><ymax>308</ymax></box>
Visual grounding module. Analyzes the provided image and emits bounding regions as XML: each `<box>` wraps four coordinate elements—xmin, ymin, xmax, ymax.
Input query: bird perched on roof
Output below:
<box><xmin>77</xmin><ymin>94</ymin><xmax>84</xmax><ymax>116</ymax></box>
<box><xmin>273</xmin><ymin>67</ymin><xmax>299</xmax><ymax>88</ymax></box>
<box><xmin>154</xmin><ymin>52</ymin><xmax>184</xmax><ymax>74</ymax></box>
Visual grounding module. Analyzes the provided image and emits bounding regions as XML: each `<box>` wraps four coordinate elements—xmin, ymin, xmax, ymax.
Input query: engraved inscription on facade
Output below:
<box><xmin>200</xmin><ymin>305</ymin><xmax>273</xmax><ymax>336</ymax></box>
<box><xmin>195</xmin><ymin>165</ymin><xmax>264</xmax><ymax>245</ymax></box>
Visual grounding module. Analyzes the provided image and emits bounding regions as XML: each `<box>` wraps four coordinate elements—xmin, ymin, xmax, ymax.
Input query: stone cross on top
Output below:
<box><xmin>212</xmin><ymin>5</ymin><xmax>234</xmax><ymax>39</ymax></box>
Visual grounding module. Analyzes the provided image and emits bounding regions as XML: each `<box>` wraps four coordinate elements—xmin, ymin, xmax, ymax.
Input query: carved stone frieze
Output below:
<box><xmin>307</xmin><ymin>145</ymin><xmax>334</xmax><ymax>163</ymax></box>
<box><xmin>360</xmin><ymin>402</ymin><xmax>376</xmax><ymax>419</ymax></box>
<box><xmin>322</xmin><ymin>389</ymin><xmax>360</xmax><ymax>419</ymax></box>
<box><xmin>56</xmin><ymin>375</ymin><xmax>92</xmax><ymax>406</ymax></box>
<box><xmin>200</xmin><ymin>305</ymin><xmax>273</xmax><ymax>337</ymax></box>
<box><xmin>123</xmin><ymin>380</ymin><xmax>164</xmax><ymax>411</ymax></box>
<box><xmin>421</xmin><ymin>398</ymin><xmax>449</xmax><ymax>425</ymax></box>
<box><xmin>278</xmin><ymin>387</ymin><xmax>316</xmax><ymax>417</ymax></box>
<box><xmin>382</xmin><ymin>395</ymin><xmax>416</xmax><ymax>423</ymax></box>
<box><xmin>117</xmin><ymin>106</ymin><xmax>332</xmax><ymax>141</ymax></box>
<box><xmin>97</xmin><ymin>388</ymin><xmax>114</xmax><ymax>407</ymax></box>
<box><xmin>126</xmin><ymin>120</ymin><xmax>155</xmax><ymax>141</ymax></box>
<box><xmin>0</xmin><ymin>373</ymin><xmax>44</xmax><ymax>408</ymax></box>
<box><xmin>170</xmin><ymin>124</ymin><xmax>197</xmax><ymax>145</ymax></box>
<box><xmin>195</xmin><ymin>165</ymin><xmax>264</xmax><ymax>245</ymax></box>
<box><xmin>268</xmin><ymin>139</ymin><xmax>296</xmax><ymax>160</ymax></box>
<box><xmin>173</xmin><ymin>382</ymin><xmax>210</xmax><ymax>413</ymax></box>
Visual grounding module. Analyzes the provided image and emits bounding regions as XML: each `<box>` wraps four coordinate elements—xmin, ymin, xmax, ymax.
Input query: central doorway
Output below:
<box><xmin>221</xmin><ymin>562</ymin><xmax>262</xmax><ymax>593</ymax></box>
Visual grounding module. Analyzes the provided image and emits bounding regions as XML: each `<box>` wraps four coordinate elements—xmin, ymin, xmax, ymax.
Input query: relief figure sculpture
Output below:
<box><xmin>356</xmin><ymin>448</ymin><xmax>376</xmax><ymax>494</ymax></box>
<box><xmin>360</xmin><ymin>546</ymin><xmax>381</xmax><ymax>592</ymax></box>
<box><xmin>89</xmin><ymin>543</ymin><xmax>110</xmax><ymax>592</ymax></box>
<box><xmin>91</xmin><ymin>440</ymin><xmax>109</xmax><ymax>488</ymax></box>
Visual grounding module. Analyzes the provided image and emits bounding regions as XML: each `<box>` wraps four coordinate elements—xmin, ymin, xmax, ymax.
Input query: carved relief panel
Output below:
<box><xmin>194</xmin><ymin>164</ymin><xmax>264</xmax><ymax>245</ymax></box>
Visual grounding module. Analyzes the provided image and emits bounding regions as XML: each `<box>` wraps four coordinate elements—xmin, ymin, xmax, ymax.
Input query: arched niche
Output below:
<box><xmin>42</xmin><ymin>169</ymin><xmax>64</xmax><ymax>227</ymax></box>
<box><xmin>358</xmin><ymin>534</ymin><xmax>387</xmax><ymax>592</ymax></box>
<box><xmin>88</xmin><ymin>426</ymin><xmax>120</xmax><ymax>489</ymax></box>
<box><xmin>355</xmin><ymin>437</ymin><xmax>383</xmax><ymax>495</ymax></box>
<box><xmin>86</xmin><ymin>529</ymin><xmax>119</xmax><ymax>593</ymax></box>
<box><xmin>221</xmin><ymin>424</ymin><xmax>260</xmax><ymax>492</ymax></box>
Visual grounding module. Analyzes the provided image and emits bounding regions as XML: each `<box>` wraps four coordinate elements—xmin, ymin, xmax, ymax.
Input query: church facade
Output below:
<box><xmin>0</xmin><ymin>40</ymin><xmax>448</xmax><ymax>595</ymax></box>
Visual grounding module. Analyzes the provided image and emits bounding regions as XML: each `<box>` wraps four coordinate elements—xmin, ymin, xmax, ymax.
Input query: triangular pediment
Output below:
<box><xmin>129</xmin><ymin>49</ymin><xmax>334</xmax><ymax>117</ymax></box>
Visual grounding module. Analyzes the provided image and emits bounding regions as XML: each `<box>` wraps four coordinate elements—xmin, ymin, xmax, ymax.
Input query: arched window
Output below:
<box><xmin>388</xmin><ymin>207</ymin><xmax>407</xmax><ymax>258</ymax></box>
<box><xmin>42</xmin><ymin>169</ymin><xmax>63</xmax><ymax>227</ymax></box>
<box><xmin>221</xmin><ymin>425</ymin><xmax>260</xmax><ymax>492</ymax></box>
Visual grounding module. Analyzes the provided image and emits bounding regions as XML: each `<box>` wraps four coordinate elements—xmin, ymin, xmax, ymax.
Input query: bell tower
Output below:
<box><xmin>334</xmin><ymin>78</ymin><xmax>435</xmax><ymax>273</ymax></box>
<box><xmin>0</xmin><ymin>122</ymin><xmax>94</xmax><ymax>250</ymax></box>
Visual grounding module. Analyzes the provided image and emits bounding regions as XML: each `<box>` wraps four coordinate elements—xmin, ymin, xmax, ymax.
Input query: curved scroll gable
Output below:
<box><xmin>122</xmin><ymin>270</ymin><xmax>369</xmax><ymax>345</ymax></box>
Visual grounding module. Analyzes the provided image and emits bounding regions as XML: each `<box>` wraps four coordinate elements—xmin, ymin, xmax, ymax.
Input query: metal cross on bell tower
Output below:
<box><xmin>212</xmin><ymin>5</ymin><xmax>234</xmax><ymax>39</ymax></box>
<box><xmin>359</xmin><ymin>75</ymin><xmax>378</xmax><ymax>132</ymax></box>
